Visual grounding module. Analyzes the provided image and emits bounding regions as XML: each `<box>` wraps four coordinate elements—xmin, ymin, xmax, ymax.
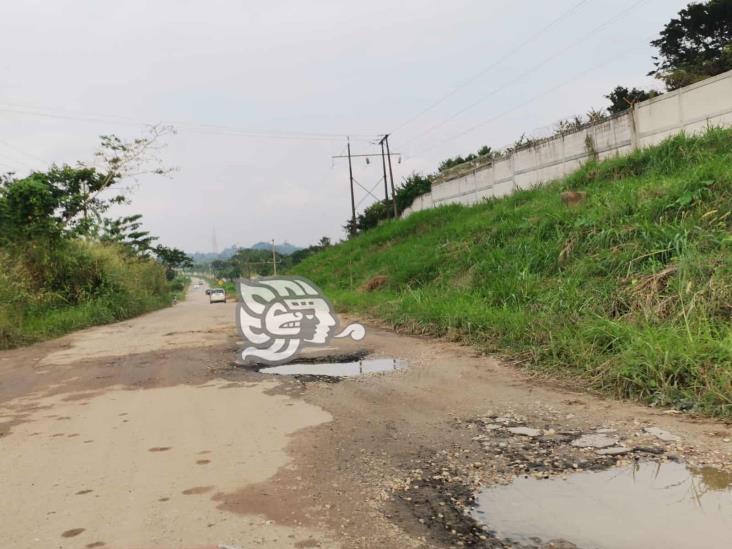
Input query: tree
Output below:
<box><xmin>394</xmin><ymin>173</ymin><xmax>431</xmax><ymax>213</ymax></box>
<box><xmin>477</xmin><ymin>145</ymin><xmax>494</xmax><ymax>157</ymax></box>
<box><xmin>0</xmin><ymin>126</ymin><xmax>174</xmax><ymax>245</ymax></box>
<box><xmin>154</xmin><ymin>245</ymin><xmax>193</xmax><ymax>280</ymax></box>
<box><xmin>342</xmin><ymin>173</ymin><xmax>432</xmax><ymax>237</ymax></box>
<box><xmin>586</xmin><ymin>108</ymin><xmax>609</xmax><ymax>124</ymax></box>
<box><xmin>605</xmin><ymin>86</ymin><xmax>658</xmax><ymax>114</ymax></box>
<box><xmin>438</xmin><ymin>145</ymin><xmax>495</xmax><ymax>173</ymax></box>
<box><xmin>438</xmin><ymin>155</ymin><xmax>466</xmax><ymax>173</ymax></box>
<box><xmin>0</xmin><ymin>174</ymin><xmax>62</xmax><ymax>244</ymax></box>
<box><xmin>101</xmin><ymin>214</ymin><xmax>158</xmax><ymax>256</ymax></box>
<box><xmin>290</xmin><ymin>236</ymin><xmax>334</xmax><ymax>265</ymax></box>
<box><xmin>649</xmin><ymin>0</ymin><xmax>732</xmax><ymax>90</ymax></box>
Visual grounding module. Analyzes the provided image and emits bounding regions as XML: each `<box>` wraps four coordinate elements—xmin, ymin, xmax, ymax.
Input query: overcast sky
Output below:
<box><xmin>0</xmin><ymin>0</ymin><xmax>690</xmax><ymax>252</ymax></box>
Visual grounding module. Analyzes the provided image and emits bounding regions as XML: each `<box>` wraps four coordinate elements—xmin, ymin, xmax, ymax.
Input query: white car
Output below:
<box><xmin>209</xmin><ymin>288</ymin><xmax>226</xmax><ymax>304</ymax></box>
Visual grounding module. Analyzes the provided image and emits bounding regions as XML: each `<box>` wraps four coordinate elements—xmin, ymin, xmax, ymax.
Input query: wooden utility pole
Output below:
<box><xmin>380</xmin><ymin>134</ymin><xmax>398</xmax><ymax>217</ymax></box>
<box><xmin>331</xmin><ymin>138</ymin><xmax>400</xmax><ymax>231</ymax></box>
<box><xmin>347</xmin><ymin>138</ymin><xmax>356</xmax><ymax>233</ymax></box>
<box><xmin>379</xmin><ymin>140</ymin><xmax>389</xmax><ymax>202</ymax></box>
<box><xmin>271</xmin><ymin>239</ymin><xmax>277</xmax><ymax>275</ymax></box>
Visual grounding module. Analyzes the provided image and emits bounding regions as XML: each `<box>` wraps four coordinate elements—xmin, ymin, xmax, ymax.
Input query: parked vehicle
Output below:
<box><xmin>209</xmin><ymin>288</ymin><xmax>226</xmax><ymax>304</ymax></box>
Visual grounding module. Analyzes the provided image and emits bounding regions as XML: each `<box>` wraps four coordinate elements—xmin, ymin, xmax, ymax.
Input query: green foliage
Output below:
<box><xmin>345</xmin><ymin>173</ymin><xmax>433</xmax><ymax>236</ymax></box>
<box><xmin>650</xmin><ymin>0</ymin><xmax>732</xmax><ymax>90</ymax></box>
<box><xmin>294</xmin><ymin>128</ymin><xmax>732</xmax><ymax>417</ymax></box>
<box><xmin>101</xmin><ymin>214</ymin><xmax>158</xmax><ymax>255</ymax></box>
<box><xmin>154</xmin><ymin>245</ymin><xmax>193</xmax><ymax>280</ymax></box>
<box><xmin>438</xmin><ymin>145</ymin><xmax>495</xmax><ymax>173</ymax></box>
<box><xmin>209</xmin><ymin>248</ymin><xmax>284</xmax><ymax>279</ymax></box>
<box><xmin>290</xmin><ymin>236</ymin><xmax>332</xmax><ymax>265</ymax></box>
<box><xmin>0</xmin><ymin>128</ymin><xmax>181</xmax><ymax>349</ymax></box>
<box><xmin>605</xmin><ymin>86</ymin><xmax>659</xmax><ymax>114</ymax></box>
<box><xmin>0</xmin><ymin>127</ymin><xmax>173</xmax><ymax>245</ymax></box>
<box><xmin>0</xmin><ymin>241</ymin><xmax>171</xmax><ymax>349</ymax></box>
<box><xmin>0</xmin><ymin>166</ymin><xmax>126</xmax><ymax>243</ymax></box>
<box><xmin>395</xmin><ymin>173</ymin><xmax>431</xmax><ymax>213</ymax></box>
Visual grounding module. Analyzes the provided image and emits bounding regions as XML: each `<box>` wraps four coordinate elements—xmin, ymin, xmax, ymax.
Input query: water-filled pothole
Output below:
<box><xmin>259</xmin><ymin>357</ymin><xmax>406</xmax><ymax>377</ymax></box>
<box><xmin>472</xmin><ymin>461</ymin><xmax>732</xmax><ymax>548</ymax></box>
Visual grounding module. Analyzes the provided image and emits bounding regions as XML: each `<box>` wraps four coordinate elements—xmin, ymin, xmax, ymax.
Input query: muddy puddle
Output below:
<box><xmin>472</xmin><ymin>461</ymin><xmax>732</xmax><ymax>548</ymax></box>
<box><xmin>259</xmin><ymin>357</ymin><xmax>406</xmax><ymax>377</ymax></box>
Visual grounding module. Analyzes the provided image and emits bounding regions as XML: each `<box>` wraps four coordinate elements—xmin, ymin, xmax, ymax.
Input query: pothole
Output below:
<box><xmin>472</xmin><ymin>461</ymin><xmax>732</xmax><ymax>549</ymax></box>
<box><xmin>259</xmin><ymin>357</ymin><xmax>407</xmax><ymax>378</ymax></box>
<box><xmin>391</xmin><ymin>413</ymin><xmax>731</xmax><ymax>548</ymax></box>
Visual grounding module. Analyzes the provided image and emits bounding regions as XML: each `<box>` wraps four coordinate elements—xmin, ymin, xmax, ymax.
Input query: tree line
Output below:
<box><xmin>0</xmin><ymin>127</ymin><xmax>192</xmax><ymax>347</ymax></box>
<box><xmin>203</xmin><ymin>237</ymin><xmax>332</xmax><ymax>280</ymax></box>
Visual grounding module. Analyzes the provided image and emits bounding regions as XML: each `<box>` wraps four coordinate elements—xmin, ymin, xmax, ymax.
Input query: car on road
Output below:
<box><xmin>209</xmin><ymin>288</ymin><xmax>226</xmax><ymax>304</ymax></box>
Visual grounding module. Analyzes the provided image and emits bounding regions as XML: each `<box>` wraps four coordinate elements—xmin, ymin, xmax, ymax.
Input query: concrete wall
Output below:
<box><xmin>403</xmin><ymin>69</ymin><xmax>732</xmax><ymax>217</ymax></box>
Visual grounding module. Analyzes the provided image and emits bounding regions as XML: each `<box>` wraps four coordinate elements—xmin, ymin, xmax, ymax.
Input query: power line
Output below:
<box><xmin>353</xmin><ymin>176</ymin><xmax>383</xmax><ymax>204</ymax></box>
<box><xmin>0</xmin><ymin>142</ymin><xmax>39</xmax><ymax>171</ymax></box>
<box><xmin>0</xmin><ymin>138</ymin><xmax>46</xmax><ymax>165</ymax></box>
<box><xmin>390</xmin><ymin>0</ymin><xmax>592</xmax><ymax>136</ymax></box>
<box><xmin>413</xmin><ymin>40</ymin><xmax>648</xmax><ymax>156</ymax></box>
<box><xmin>355</xmin><ymin>178</ymin><xmax>384</xmax><ymax>208</ymax></box>
<box><xmin>0</xmin><ymin>102</ymin><xmax>379</xmax><ymax>143</ymax></box>
<box><xmin>402</xmin><ymin>0</ymin><xmax>649</xmax><ymax>150</ymax></box>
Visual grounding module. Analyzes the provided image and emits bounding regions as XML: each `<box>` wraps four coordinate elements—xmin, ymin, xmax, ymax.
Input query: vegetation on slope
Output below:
<box><xmin>0</xmin><ymin>128</ymin><xmax>191</xmax><ymax>349</ymax></box>
<box><xmin>293</xmin><ymin>128</ymin><xmax>732</xmax><ymax>417</ymax></box>
<box><xmin>0</xmin><ymin>241</ymin><xmax>178</xmax><ymax>348</ymax></box>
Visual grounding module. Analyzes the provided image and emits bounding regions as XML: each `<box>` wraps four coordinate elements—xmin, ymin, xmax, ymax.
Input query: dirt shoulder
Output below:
<box><xmin>263</xmin><ymin>324</ymin><xmax>732</xmax><ymax>547</ymax></box>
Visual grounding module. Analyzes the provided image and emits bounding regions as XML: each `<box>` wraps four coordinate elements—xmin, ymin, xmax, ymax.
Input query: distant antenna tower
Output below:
<box><xmin>212</xmin><ymin>226</ymin><xmax>218</xmax><ymax>254</ymax></box>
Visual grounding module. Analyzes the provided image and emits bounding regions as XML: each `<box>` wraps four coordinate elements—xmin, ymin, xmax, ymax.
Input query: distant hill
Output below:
<box><xmin>190</xmin><ymin>245</ymin><xmax>239</xmax><ymax>264</ymax></box>
<box><xmin>190</xmin><ymin>242</ymin><xmax>302</xmax><ymax>263</ymax></box>
<box><xmin>250</xmin><ymin>242</ymin><xmax>302</xmax><ymax>255</ymax></box>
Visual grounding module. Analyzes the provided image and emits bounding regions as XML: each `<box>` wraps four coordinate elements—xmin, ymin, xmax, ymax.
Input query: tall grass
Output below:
<box><xmin>293</xmin><ymin>128</ymin><xmax>732</xmax><ymax>417</ymax></box>
<box><xmin>0</xmin><ymin>241</ymin><xmax>175</xmax><ymax>349</ymax></box>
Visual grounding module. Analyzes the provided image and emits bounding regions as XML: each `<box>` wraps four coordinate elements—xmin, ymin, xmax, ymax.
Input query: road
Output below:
<box><xmin>0</xmin><ymin>280</ymin><xmax>730</xmax><ymax>548</ymax></box>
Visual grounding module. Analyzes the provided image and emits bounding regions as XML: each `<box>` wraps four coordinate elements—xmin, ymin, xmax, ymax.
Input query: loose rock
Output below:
<box><xmin>571</xmin><ymin>434</ymin><xmax>619</xmax><ymax>449</ymax></box>
<box><xmin>597</xmin><ymin>447</ymin><xmax>631</xmax><ymax>456</ymax></box>
<box><xmin>643</xmin><ymin>427</ymin><xmax>680</xmax><ymax>443</ymax></box>
<box><xmin>507</xmin><ymin>427</ymin><xmax>542</xmax><ymax>437</ymax></box>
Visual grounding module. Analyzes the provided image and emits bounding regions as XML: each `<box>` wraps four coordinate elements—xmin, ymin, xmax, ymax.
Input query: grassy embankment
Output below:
<box><xmin>0</xmin><ymin>241</ymin><xmax>186</xmax><ymax>349</ymax></box>
<box><xmin>293</xmin><ymin>128</ymin><xmax>732</xmax><ymax>417</ymax></box>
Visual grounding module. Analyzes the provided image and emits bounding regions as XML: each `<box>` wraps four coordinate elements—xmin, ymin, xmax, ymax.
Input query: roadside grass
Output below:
<box><xmin>0</xmin><ymin>241</ymin><xmax>180</xmax><ymax>349</ymax></box>
<box><xmin>169</xmin><ymin>274</ymin><xmax>191</xmax><ymax>301</ymax></box>
<box><xmin>292</xmin><ymin>128</ymin><xmax>732</xmax><ymax>417</ymax></box>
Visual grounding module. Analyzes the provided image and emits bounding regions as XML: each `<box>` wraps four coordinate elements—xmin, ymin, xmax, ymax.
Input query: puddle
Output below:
<box><xmin>259</xmin><ymin>358</ymin><xmax>406</xmax><ymax>377</ymax></box>
<box><xmin>472</xmin><ymin>461</ymin><xmax>732</xmax><ymax>548</ymax></box>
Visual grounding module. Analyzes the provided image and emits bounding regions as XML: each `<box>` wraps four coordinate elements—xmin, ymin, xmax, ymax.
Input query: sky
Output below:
<box><xmin>0</xmin><ymin>0</ymin><xmax>691</xmax><ymax>252</ymax></box>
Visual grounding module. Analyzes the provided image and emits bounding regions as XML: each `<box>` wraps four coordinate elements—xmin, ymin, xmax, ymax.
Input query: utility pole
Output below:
<box><xmin>271</xmin><ymin>239</ymin><xmax>277</xmax><ymax>276</ymax></box>
<box><xmin>379</xmin><ymin>140</ymin><xmax>389</xmax><ymax>202</ymax></box>
<box><xmin>380</xmin><ymin>134</ymin><xmax>398</xmax><ymax>218</ymax></box>
<box><xmin>332</xmin><ymin>138</ymin><xmax>400</xmax><ymax>231</ymax></box>
<box><xmin>347</xmin><ymin>138</ymin><xmax>356</xmax><ymax>234</ymax></box>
